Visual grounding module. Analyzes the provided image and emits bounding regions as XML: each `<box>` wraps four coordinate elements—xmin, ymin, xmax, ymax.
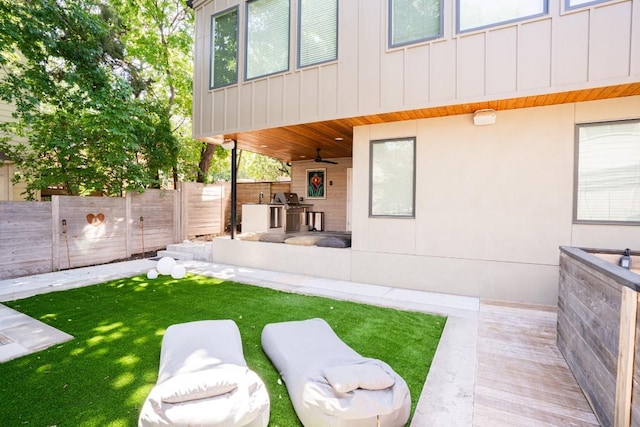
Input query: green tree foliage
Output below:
<box><xmin>0</xmin><ymin>0</ymin><xmax>179</xmax><ymax>198</ymax></box>
<box><xmin>108</xmin><ymin>0</ymin><xmax>195</xmax><ymax>187</ymax></box>
<box><xmin>0</xmin><ymin>0</ymin><xmax>289</xmax><ymax>198</ymax></box>
<box><xmin>237</xmin><ymin>151</ymin><xmax>290</xmax><ymax>182</ymax></box>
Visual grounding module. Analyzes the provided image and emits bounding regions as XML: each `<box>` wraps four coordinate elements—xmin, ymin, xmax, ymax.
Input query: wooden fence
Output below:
<box><xmin>0</xmin><ymin>181</ymin><xmax>290</xmax><ymax>280</ymax></box>
<box><xmin>0</xmin><ymin>189</ymin><xmax>179</xmax><ymax>279</ymax></box>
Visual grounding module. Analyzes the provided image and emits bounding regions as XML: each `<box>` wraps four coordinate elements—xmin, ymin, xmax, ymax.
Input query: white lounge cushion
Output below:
<box><xmin>139</xmin><ymin>320</ymin><xmax>270</xmax><ymax>427</ymax></box>
<box><xmin>261</xmin><ymin>318</ymin><xmax>410</xmax><ymax>427</ymax></box>
<box><xmin>284</xmin><ymin>235</ymin><xmax>324</xmax><ymax>246</ymax></box>
<box><xmin>324</xmin><ymin>362</ymin><xmax>395</xmax><ymax>393</ymax></box>
<box><xmin>157</xmin><ymin>366</ymin><xmax>245</xmax><ymax>403</ymax></box>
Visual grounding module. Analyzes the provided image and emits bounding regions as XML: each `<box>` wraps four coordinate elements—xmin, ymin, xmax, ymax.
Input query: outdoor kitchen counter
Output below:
<box><xmin>241</xmin><ymin>203</ymin><xmax>313</xmax><ymax>234</ymax></box>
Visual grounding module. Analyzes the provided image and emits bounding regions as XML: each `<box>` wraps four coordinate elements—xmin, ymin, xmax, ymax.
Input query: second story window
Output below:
<box><xmin>457</xmin><ymin>0</ymin><xmax>547</xmax><ymax>33</ymax></box>
<box><xmin>246</xmin><ymin>0</ymin><xmax>290</xmax><ymax>80</ymax></box>
<box><xmin>210</xmin><ymin>7</ymin><xmax>239</xmax><ymax>89</ymax></box>
<box><xmin>389</xmin><ymin>0</ymin><xmax>442</xmax><ymax>48</ymax></box>
<box><xmin>298</xmin><ymin>0</ymin><xmax>338</xmax><ymax>68</ymax></box>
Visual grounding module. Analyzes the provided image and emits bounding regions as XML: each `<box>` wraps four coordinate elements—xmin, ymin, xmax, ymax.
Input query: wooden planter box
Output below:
<box><xmin>558</xmin><ymin>246</ymin><xmax>640</xmax><ymax>427</ymax></box>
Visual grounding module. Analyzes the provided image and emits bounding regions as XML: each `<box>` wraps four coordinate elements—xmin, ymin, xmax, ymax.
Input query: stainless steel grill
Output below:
<box><xmin>272</xmin><ymin>192</ymin><xmax>305</xmax><ymax>232</ymax></box>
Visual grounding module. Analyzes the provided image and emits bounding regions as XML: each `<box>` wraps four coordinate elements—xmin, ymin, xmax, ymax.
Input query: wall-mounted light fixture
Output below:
<box><xmin>473</xmin><ymin>109</ymin><xmax>497</xmax><ymax>126</ymax></box>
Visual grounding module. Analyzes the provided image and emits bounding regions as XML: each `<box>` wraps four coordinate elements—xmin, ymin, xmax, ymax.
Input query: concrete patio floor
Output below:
<box><xmin>0</xmin><ymin>259</ymin><xmax>596</xmax><ymax>426</ymax></box>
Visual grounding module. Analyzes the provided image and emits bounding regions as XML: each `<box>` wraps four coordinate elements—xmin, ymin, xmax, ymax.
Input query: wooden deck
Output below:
<box><xmin>474</xmin><ymin>300</ymin><xmax>600</xmax><ymax>426</ymax></box>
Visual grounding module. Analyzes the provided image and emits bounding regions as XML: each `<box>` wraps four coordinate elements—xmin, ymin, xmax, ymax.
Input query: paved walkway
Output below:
<box><xmin>0</xmin><ymin>258</ymin><xmax>541</xmax><ymax>426</ymax></box>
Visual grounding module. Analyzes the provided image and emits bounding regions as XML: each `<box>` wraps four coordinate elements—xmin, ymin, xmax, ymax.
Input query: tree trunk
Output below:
<box><xmin>197</xmin><ymin>142</ymin><xmax>216</xmax><ymax>183</ymax></box>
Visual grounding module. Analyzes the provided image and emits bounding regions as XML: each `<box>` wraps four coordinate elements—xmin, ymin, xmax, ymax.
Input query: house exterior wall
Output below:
<box><xmin>192</xmin><ymin>0</ymin><xmax>639</xmax><ymax>138</ymax></box>
<box><xmin>192</xmin><ymin>0</ymin><xmax>640</xmax><ymax>304</ymax></box>
<box><xmin>0</xmin><ymin>98</ymin><xmax>28</xmax><ymax>201</ymax></box>
<box><xmin>351</xmin><ymin>96</ymin><xmax>640</xmax><ymax>304</ymax></box>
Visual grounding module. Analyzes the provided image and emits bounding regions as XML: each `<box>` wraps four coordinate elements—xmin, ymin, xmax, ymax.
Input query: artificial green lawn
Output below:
<box><xmin>0</xmin><ymin>273</ymin><xmax>445</xmax><ymax>426</ymax></box>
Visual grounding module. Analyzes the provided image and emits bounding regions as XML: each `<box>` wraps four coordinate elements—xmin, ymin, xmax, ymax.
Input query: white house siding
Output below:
<box><xmin>192</xmin><ymin>0</ymin><xmax>640</xmax><ymax>304</ymax></box>
<box><xmin>350</xmin><ymin>96</ymin><xmax>640</xmax><ymax>305</ymax></box>
<box><xmin>192</xmin><ymin>0</ymin><xmax>640</xmax><ymax>138</ymax></box>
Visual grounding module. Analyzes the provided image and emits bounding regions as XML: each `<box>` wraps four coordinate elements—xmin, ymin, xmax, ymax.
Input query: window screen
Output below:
<box><xmin>210</xmin><ymin>7</ymin><xmax>238</xmax><ymax>89</ymax></box>
<box><xmin>575</xmin><ymin>120</ymin><xmax>640</xmax><ymax>224</ymax></box>
<box><xmin>370</xmin><ymin>138</ymin><xmax>416</xmax><ymax>217</ymax></box>
<box><xmin>390</xmin><ymin>0</ymin><xmax>442</xmax><ymax>48</ymax></box>
<box><xmin>299</xmin><ymin>0</ymin><xmax>337</xmax><ymax>67</ymax></box>
<box><xmin>457</xmin><ymin>0</ymin><xmax>547</xmax><ymax>33</ymax></box>
<box><xmin>246</xmin><ymin>0</ymin><xmax>290</xmax><ymax>80</ymax></box>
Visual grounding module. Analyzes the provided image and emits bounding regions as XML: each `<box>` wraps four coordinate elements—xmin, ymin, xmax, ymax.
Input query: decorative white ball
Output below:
<box><xmin>171</xmin><ymin>265</ymin><xmax>186</xmax><ymax>279</ymax></box>
<box><xmin>146</xmin><ymin>269</ymin><xmax>158</xmax><ymax>279</ymax></box>
<box><xmin>157</xmin><ymin>257</ymin><xmax>176</xmax><ymax>275</ymax></box>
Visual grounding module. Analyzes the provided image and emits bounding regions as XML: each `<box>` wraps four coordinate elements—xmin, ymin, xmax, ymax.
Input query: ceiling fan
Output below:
<box><xmin>314</xmin><ymin>148</ymin><xmax>338</xmax><ymax>165</ymax></box>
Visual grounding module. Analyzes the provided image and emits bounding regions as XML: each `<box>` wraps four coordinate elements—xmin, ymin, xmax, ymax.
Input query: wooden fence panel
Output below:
<box><xmin>181</xmin><ymin>182</ymin><xmax>226</xmax><ymax>238</ymax></box>
<box><xmin>0</xmin><ymin>182</ymin><xmax>287</xmax><ymax>279</ymax></box>
<box><xmin>130</xmin><ymin>189</ymin><xmax>177</xmax><ymax>254</ymax></box>
<box><xmin>56</xmin><ymin>196</ymin><xmax>128</xmax><ymax>270</ymax></box>
<box><xmin>0</xmin><ymin>201</ymin><xmax>53</xmax><ymax>279</ymax></box>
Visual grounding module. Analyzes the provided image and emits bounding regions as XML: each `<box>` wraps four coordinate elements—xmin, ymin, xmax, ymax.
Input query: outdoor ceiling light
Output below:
<box><xmin>473</xmin><ymin>109</ymin><xmax>497</xmax><ymax>126</ymax></box>
<box><xmin>220</xmin><ymin>139</ymin><xmax>236</xmax><ymax>150</ymax></box>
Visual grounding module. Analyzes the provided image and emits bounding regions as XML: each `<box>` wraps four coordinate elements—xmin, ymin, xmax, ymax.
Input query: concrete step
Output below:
<box><xmin>160</xmin><ymin>242</ymin><xmax>212</xmax><ymax>262</ymax></box>
<box><xmin>156</xmin><ymin>250</ymin><xmax>195</xmax><ymax>261</ymax></box>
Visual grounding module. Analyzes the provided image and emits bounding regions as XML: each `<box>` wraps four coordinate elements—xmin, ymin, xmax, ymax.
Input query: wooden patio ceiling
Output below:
<box><xmin>212</xmin><ymin>82</ymin><xmax>640</xmax><ymax>163</ymax></box>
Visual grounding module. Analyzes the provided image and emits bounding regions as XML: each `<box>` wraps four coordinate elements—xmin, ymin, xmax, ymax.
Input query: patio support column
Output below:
<box><xmin>230</xmin><ymin>139</ymin><xmax>237</xmax><ymax>239</ymax></box>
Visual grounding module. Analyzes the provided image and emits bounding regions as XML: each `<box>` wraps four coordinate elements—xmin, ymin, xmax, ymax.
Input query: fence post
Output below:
<box><xmin>51</xmin><ymin>196</ymin><xmax>60</xmax><ymax>272</ymax></box>
<box><xmin>125</xmin><ymin>193</ymin><xmax>132</xmax><ymax>257</ymax></box>
<box><xmin>178</xmin><ymin>182</ymin><xmax>190</xmax><ymax>242</ymax></box>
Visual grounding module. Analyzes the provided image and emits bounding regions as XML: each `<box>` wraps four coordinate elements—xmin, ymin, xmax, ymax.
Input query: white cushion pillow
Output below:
<box><xmin>157</xmin><ymin>367</ymin><xmax>246</xmax><ymax>403</ymax></box>
<box><xmin>323</xmin><ymin>362</ymin><xmax>395</xmax><ymax>393</ymax></box>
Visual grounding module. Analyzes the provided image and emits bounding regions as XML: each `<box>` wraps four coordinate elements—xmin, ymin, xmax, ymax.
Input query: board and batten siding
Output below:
<box><xmin>191</xmin><ymin>0</ymin><xmax>639</xmax><ymax>138</ymax></box>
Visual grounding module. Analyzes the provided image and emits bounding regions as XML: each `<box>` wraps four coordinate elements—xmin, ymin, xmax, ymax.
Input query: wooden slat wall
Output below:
<box><xmin>1</xmin><ymin>191</ymin><xmax>179</xmax><ymax>279</ymax></box>
<box><xmin>201</xmin><ymin>181</ymin><xmax>292</xmax><ymax>236</ymax></box>
<box><xmin>56</xmin><ymin>195</ymin><xmax>128</xmax><ymax>269</ymax></box>
<box><xmin>557</xmin><ymin>251</ymin><xmax>622</xmax><ymax>427</ymax></box>
<box><xmin>2</xmin><ymin>182</ymin><xmax>293</xmax><ymax>278</ymax></box>
<box><xmin>130</xmin><ymin>189</ymin><xmax>178</xmax><ymax>254</ymax></box>
<box><xmin>632</xmin><ymin>300</ymin><xmax>640</xmax><ymax>427</ymax></box>
<box><xmin>180</xmin><ymin>181</ymin><xmax>291</xmax><ymax>239</ymax></box>
<box><xmin>180</xmin><ymin>182</ymin><xmax>227</xmax><ymax>238</ymax></box>
<box><xmin>290</xmin><ymin>160</ymin><xmax>352</xmax><ymax>232</ymax></box>
<box><xmin>0</xmin><ymin>202</ymin><xmax>53</xmax><ymax>279</ymax></box>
